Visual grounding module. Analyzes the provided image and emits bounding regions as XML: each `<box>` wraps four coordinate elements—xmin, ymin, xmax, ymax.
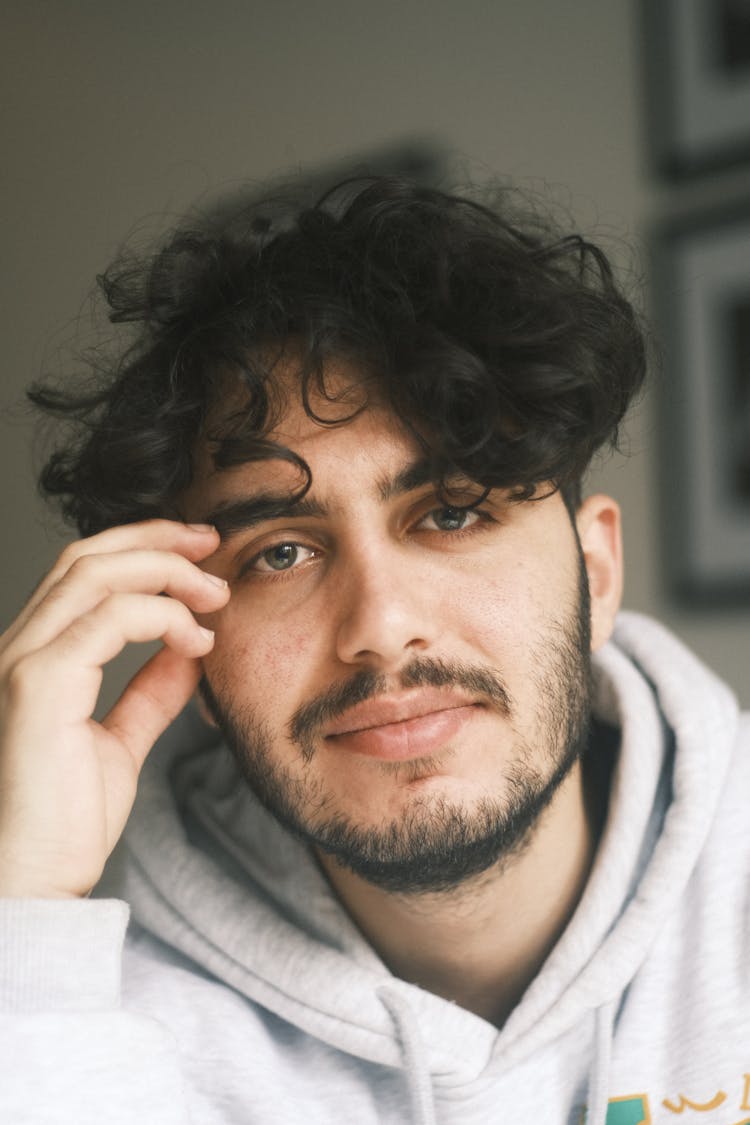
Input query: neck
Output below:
<box><xmin>318</xmin><ymin>758</ymin><xmax>601</xmax><ymax>1027</ymax></box>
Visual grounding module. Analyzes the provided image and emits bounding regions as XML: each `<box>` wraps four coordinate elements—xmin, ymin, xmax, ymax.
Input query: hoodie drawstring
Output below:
<box><xmin>379</xmin><ymin>989</ymin><xmax>617</xmax><ymax>1125</ymax></box>
<box><xmin>378</xmin><ymin>987</ymin><xmax>437</xmax><ymax>1125</ymax></box>
<box><xmin>586</xmin><ymin>1001</ymin><xmax>616</xmax><ymax>1124</ymax></box>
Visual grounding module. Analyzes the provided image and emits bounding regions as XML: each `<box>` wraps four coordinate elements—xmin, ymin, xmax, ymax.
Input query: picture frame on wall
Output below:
<box><xmin>653</xmin><ymin>206</ymin><xmax>750</xmax><ymax>601</ymax></box>
<box><xmin>645</xmin><ymin>0</ymin><xmax>750</xmax><ymax>175</ymax></box>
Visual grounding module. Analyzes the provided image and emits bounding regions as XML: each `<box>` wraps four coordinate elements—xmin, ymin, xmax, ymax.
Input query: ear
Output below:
<box><xmin>194</xmin><ymin>682</ymin><xmax>219</xmax><ymax>729</ymax></box>
<box><xmin>575</xmin><ymin>493</ymin><xmax>623</xmax><ymax>653</ymax></box>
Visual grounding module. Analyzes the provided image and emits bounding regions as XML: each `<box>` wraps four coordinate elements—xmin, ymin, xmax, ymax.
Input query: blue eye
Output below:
<box><xmin>265</xmin><ymin>543</ymin><xmax>298</xmax><ymax>570</ymax></box>
<box><xmin>253</xmin><ymin>542</ymin><xmax>313</xmax><ymax>572</ymax></box>
<box><xmin>422</xmin><ymin>506</ymin><xmax>477</xmax><ymax>532</ymax></box>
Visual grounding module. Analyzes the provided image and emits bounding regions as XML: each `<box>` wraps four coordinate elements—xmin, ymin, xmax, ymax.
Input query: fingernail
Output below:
<box><xmin>187</xmin><ymin>523</ymin><xmax>216</xmax><ymax>533</ymax></box>
<box><xmin>203</xmin><ymin>572</ymin><xmax>228</xmax><ymax>588</ymax></box>
<box><xmin>198</xmin><ymin>626</ymin><xmax>215</xmax><ymax>641</ymax></box>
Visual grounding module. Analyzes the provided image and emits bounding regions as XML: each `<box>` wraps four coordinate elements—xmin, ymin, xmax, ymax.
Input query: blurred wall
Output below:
<box><xmin>2</xmin><ymin>0</ymin><xmax>749</xmax><ymax>702</ymax></box>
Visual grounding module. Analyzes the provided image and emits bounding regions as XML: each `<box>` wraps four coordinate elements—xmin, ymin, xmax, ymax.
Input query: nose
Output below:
<box><xmin>334</xmin><ymin>542</ymin><xmax>438</xmax><ymax>670</ymax></box>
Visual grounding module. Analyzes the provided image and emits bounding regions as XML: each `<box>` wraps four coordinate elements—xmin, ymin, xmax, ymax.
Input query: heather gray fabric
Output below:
<box><xmin>1</xmin><ymin>613</ymin><xmax>748</xmax><ymax>1124</ymax></box>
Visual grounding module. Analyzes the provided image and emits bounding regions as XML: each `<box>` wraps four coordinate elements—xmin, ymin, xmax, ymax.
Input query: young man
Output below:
<box><xmin>0</xmin><ymin>179</ymin><xmax>747</xmax><ymax>1125</ymax></box>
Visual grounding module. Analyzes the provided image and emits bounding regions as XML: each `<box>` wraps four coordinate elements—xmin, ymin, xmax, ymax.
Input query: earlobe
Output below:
<box><xmin>575</xmin><ymin>494</ymin><xmax>623</xmax><ymax>652</ymax></box>
<box><xmin>194</xmin><ymin>683</ymin><xmax>219</xmax><ymax>729</ymax></box>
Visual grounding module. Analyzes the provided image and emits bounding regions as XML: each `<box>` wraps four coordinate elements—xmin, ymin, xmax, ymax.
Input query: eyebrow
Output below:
<box><xmin>376</xmin><ymin>458</ymin><xmax>435</xmax><ymax>501</ymax></box>
<box><xmin>205</xmin><ymin>494</ymin><xmax>327</xmax><ymax>539</ymax></box>
<box><xmin>203</xmin><ymin>457</ymin><xmax>440</xmax><ymax>540</ymax></box>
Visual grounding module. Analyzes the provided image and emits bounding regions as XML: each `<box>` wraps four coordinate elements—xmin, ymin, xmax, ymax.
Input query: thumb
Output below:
<box><xmin>103</xmin><ymin>647</ymin><xmax>203</xmax><ymax>769</ymax></box>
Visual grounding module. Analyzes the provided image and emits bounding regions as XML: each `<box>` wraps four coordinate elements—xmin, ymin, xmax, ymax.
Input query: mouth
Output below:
<box><xmin>323</xmin><ymin>691</ymin><xmax>484</xmax><ymax>761</ymax></box>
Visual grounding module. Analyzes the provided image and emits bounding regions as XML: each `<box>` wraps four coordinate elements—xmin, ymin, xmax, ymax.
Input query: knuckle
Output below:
<box><xmin>56</xmin><ymin>539</ymin><xmax>86</xmax><ymax>571</ymax></box>
<box><xmin>0</xmin><ymin>645</ymin><xmax>17</xmax><ymax>679</ymax></box>
<box><xmin>44</xmin><ymin>554</ymin><xmax>105</xmax><ymax>607</ymax></box>
<box><xmin>65</xmin><ymin>553</ymin><xmax>96</xmax><ymax>582</ymax></box>
<box><xmin>3</xmin><ymin>652</ymin><xmax>44</xmax><ymax>705</ymax></box>
<box><xmin>65</xmin><ymin>553</ymin><xmax>110</xmax><ymax>591</ymax></box>
<box><xmin>102</xmin><ymin>591</ymin><xmax>131</xmax><ymax>617</ymax></box>
<box><xmin>49</xmin><ymin>540</ymin><xmax>93</xmax><ymax>587</ymax></box>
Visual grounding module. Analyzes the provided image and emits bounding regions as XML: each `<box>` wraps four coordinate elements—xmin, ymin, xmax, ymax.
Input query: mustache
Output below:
<box><xmin>288</xmin><ymin>656</ymin><xmax>512</xmax><ymax>752</ymax></box>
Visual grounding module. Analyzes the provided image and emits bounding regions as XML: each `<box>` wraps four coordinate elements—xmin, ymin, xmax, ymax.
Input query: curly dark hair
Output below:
<box><xmin>30</xmin><ymin>176</ymin><xmax>646</xmax><ymax>536</ymax></box>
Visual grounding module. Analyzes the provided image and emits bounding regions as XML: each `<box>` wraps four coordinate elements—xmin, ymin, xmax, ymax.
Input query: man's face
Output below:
<box><xmin>183</xmin><ymin>371</ymin><xmax>610</xmax><ymax>894</ymax></box>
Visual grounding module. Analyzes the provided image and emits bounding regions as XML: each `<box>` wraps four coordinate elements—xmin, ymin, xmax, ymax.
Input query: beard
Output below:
<box><xmin>200</xmin><ymin>560</ymin><xmax>593</xmax><ymax>895</ymax></box>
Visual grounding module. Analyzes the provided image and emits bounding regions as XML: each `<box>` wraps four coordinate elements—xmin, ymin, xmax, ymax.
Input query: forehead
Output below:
<box><xmin>185</xmin><ymin>362</ymin><xmax>422</xmax><ymax>511</ymax></box>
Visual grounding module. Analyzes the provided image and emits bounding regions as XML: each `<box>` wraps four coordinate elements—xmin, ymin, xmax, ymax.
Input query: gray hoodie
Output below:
<box><xmin>1</xmin><ymin>612</ymin><xmax>748</xmax><ymax>1125</ymax></box>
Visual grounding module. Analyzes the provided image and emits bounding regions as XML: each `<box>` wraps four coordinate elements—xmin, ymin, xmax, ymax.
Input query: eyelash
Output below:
<box><xmin>237</xmin><ymin>504</ymin><xmax>494</xmax><ymax>581</ymax></box>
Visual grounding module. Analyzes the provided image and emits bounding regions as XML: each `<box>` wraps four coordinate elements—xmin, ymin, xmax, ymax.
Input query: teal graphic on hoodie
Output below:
<box><xmin>582</xmin><ymin>1094</ymin><xmax>651</xmax><ymax>1124</ymax></box>
<box><xmin>604</xmin><ymin>1095</ymin><xmax>650</xmax><ymax>1124</ymax></box>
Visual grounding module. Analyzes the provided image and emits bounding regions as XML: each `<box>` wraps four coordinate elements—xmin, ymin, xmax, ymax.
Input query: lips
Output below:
<box><xmin>323</xmin><ymin>690</ymin><xmax>482</xmax><ymax>761</ymax></box>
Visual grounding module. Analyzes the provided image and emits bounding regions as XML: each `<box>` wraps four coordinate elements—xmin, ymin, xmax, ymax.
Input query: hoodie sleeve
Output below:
<box><xmin>0</xmin><ymin>898</ymin><xmax>188</xmax><ymax>1125</ymax></box>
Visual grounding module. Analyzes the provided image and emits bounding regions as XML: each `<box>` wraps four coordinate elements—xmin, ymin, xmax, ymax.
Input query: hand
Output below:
<box><xmin>0</xmin><ymin>520</ymin><xmax>230</xmax><ymax>899</ymax></box>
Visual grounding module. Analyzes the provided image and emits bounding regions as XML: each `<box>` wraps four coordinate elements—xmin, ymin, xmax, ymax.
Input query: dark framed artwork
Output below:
<box><xmin>654</xmin><ymin>206</ymin><xmax>750</xmax><ymax>600</ymax></box>
<box><xmin>645</xmin><ymin>0</ymin><xmax>750</xmax><ymax>175</ymax></box>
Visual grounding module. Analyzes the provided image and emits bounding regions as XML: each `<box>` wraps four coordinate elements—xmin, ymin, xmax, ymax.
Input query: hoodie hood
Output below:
<box><xmin>117</xmin><ymin>611</ymin><xmax>738</xmax><ymax>1098</ymax></box>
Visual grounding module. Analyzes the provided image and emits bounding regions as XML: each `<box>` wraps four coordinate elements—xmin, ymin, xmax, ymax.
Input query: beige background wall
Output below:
<box><xmin>2</xmin><ymin>1</ymin><xmax>749</xmax><ymax>702</ymax></box>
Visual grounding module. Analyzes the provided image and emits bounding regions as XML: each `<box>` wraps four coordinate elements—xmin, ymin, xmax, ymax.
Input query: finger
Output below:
<box><xmin>2</xmin><ymin>521</ymin><xmax>221</xmax><ymax>649</ymax></box>
<box><xmin>103</xmin><ymin>646</ymin><xmax>203</xmax><ymax>770</ymax></box>
<box><xmin>12</xmin><ymin>593</ymin><xmax>215</xmax><ymax>722</ymax></box>
<box><xmin>10</xmin><ymin>521</ymin><xmax>219</xmax><ymax>622</ymax></box>
<box><xmin>2</xmin><ymin>548</ymin><xmax>229</xmax><ymax>661</ymax></box>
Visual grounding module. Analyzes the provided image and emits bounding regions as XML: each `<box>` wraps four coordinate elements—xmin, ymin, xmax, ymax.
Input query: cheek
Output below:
<box><xmin>450</xmin><ymin>562</ymin><xmax>541</xmax><ymax>659</ymax></box>
<box><xmin>205</xmin><ymin>601</ymin><xmax>318</xmax><ymax>692</ymax></box>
